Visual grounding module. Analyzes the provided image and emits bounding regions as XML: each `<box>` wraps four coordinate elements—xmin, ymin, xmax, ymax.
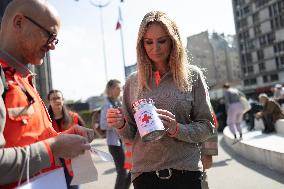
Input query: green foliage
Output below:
<box><xmin>79</xmin><ymin>110</ymin><xmax>92</xmax><ymax>128</ymax></box>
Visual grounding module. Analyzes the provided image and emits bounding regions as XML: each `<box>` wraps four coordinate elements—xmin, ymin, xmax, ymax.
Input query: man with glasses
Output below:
<box><xmin>0</xmin><ymin>0</ymin><xmax>94</xmax><ymax>188</ymax></box>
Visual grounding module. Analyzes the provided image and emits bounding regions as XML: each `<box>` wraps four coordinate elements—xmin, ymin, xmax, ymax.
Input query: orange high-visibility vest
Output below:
<box><xmin>52</xmin><ymin>111</ymin><xmax>79</xmax><ymax>132</ymax></box>
<box><xmin>51</xmin><ymin>111</ymin><xmax>81</xmax><ymax>176</ymax></box>
<box><xmin>0</xmin><ymin>60</ymin><xmax>58</xmax><ymax>188</ymax></box>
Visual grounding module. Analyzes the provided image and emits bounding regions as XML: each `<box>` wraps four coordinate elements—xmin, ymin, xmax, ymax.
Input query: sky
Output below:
<box><xmin>48</xmin><ymin>0</ymin><xmax>236</xmax><ymax>101</ymax></box>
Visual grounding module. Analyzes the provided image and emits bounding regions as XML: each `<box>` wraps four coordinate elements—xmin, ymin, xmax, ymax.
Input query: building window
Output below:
<box><xmin>247</xmin><ymin>40</ymin><xmax>255</xmax><ymax>50</ymax></box>
<box><xmin>243</xmin><ymin>5</ymin><xmax>251</xmax><ymax>15</ymax></box>
<box><xmin>263</xmin><ymin>75</ymin><xmax>268</xmax><ymax>83</ymax></box>
<box><xmin>271</xmin><ymin>15</ymin><xmax>284</xmax><ymax>29</ymax></box>
<box><xmin>244</xmin><ymin>78</ymin><xmax>257</xmax><ymax>86</ymax></box>
<box><xmin>274</xmin><ymin>41</ymin><xmax>284</xmax><ymax>53</ymax></box>
<box><xmin>259</xmin><ymin>62</ymin><xmax>266</xmax><ymax>72</ymax></box>
<box><xmin>241</xmin><ymin>54</ymin><xmax>246</xmax><ymax>64</ymax></box>
<box><xmin>280</xmin><ymin>56</ymin><xmax>284</xmax><ymax>65</ymax></box>
<box><xmin>239</xmin><ymin>43</ymin><xmax>244</xmax><ymax>51</ymax></box>
<box><xmin>244</xmin><ymin>79</ymin><xmax>250</xmax><ymax>86</ymax></box>
<box><xmin>236</xmin><ymin>10</ymin><xmax>240</xmax><ymax>17</ymax></box>
<box><xmin>280</xmin><ymin>15</ymin><xmax>284</xmax><ymax>28</ymax></box>
<box><xmin>254</xmin><ymin>24</ymin><xmax>261</xmax><ymax>36</ymax></box>
<box><xmin>246</xmin><ymin>53</ymin><xmax>252</xmax><ymax>63</ymax></box>
<box><xmin>234</xmin><ymin>0</ymin><xmax>245</xmax><ymax>7</ymax></box>
<box><xmin>251</xmin><ymin>78</ymin><xmax>257</xmax><ymax>85</ymax></box>
<box><xmin>269</xmin><ymin>1</ymin><xmax>284</xmax><ymax>17</ymax></box>
<box><xmin>243</xmin><ymin>30</ymin><xmax>249</xmax><ymax>39</ymax></box>
<box><xmin>238</xmin><ymin>33</ymin><xmax>243</xmax><ymax>41</ymax></box>
<box><xmin>259</xmin><ymin>35</ymin><xmax>267</xmax><ymax>47</ymax></box>
<box><xmin>279</xmin><ymin>1</ymin><xmax>284</xmax><ymax>13</ymax></box>
<box><xmin>267</xmin><ymin>32</ymin><xmax>275</xmax><ymax>44</ymax></box>
<box><xmin>271</xmin><ymin>74</ymin><xmax>279</xmax><ymax>81</ymax></box>
<box><xmin>276</xmin><ymin>57</ymin><xmax>280</xmax><ymax>68</ymax></box>
<box><xmin>253</xmin><ymin>12</ymin><xmax>259</xmax><ymax>23</ymax></box>
<box><xmin>257</xmin><ymin>50</ymin><xmax>264</xmax><ymax>60</ymax></box>
<box><xmin>248</xmin><ymin>65</ymin><xmax>254</xmax><ymax>73</ymax></box>
<box><xmin>240</xmin><ymin>18</ymin><xmax>248</xmax><ymax>28</ymax></box>
<box><xmin>276</xmin><ymin>55</ymin><xmax>284</xmax><ymax>68</ymax></box>
<box><xmin>256</xmin><ymin>0</ymin><xmax>271</xmax><ymax>8</ymax></box>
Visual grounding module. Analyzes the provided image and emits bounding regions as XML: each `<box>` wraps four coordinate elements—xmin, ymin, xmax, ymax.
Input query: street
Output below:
<box><xmin>81</xmin><ymin>136</ymin><xmax>284</xmax><ymax>189</ymax></box>
<box><xmin>207</xmin><ymin>135</ymin><xmax>284</xmax><ymax>189</ymax></box>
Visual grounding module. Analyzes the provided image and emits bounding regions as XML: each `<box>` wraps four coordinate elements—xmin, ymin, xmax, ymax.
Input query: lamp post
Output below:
<box><xmin>116</xmin><ymin>3</ymin><xmax>127</xmax><ymax>79</ymax></box>
<box><xmin>90</xmin><ymin>0</ymin><xmax>113</xmax><ymax>82</ymax></box>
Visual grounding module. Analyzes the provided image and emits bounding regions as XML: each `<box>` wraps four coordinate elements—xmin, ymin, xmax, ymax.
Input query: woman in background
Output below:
<box><xmin>47</xmin><ymin>89</ymin><xmax>86</xmax><ymax>189</ymax></box>
<box><xmin>100</xmin><ymin>79</ymin><xmax>131</xmax><ymax>189</ymax></box>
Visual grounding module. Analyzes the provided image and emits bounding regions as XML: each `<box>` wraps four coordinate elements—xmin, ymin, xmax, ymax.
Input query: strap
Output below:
<box><xmin>14</xmin><ymin>77</ymin><xmax>35</xmax><ymax>105</ymax></box>
<box><xmin>17</xmin><ymin>146</ymin><xmax>30</xmax><ymax>187</ymax></box>
<box><xmin>107</xmin><ymin>97</ymin><xmax>121</xmax><ymax>108</ymax></box>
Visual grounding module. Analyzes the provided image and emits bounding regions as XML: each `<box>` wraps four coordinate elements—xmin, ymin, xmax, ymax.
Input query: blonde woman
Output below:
<box><xmin>100</xmin><ymin>79</ymin><xmax>131</xmax><ymax>189</ymax></box>
<box><xmin>107</xmin><ymin>11</ymin><xmax>215</xmax><ymax>189</ymax></box>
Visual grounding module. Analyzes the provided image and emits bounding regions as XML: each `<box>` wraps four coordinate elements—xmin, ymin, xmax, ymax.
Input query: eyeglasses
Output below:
<box><xmin>24</xmin><ymin>15</ymin><xmax>59</xmax><ymax>46</ymax></box>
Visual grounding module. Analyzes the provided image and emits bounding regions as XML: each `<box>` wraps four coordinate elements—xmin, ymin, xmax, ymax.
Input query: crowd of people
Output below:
<box><xmin>214</xmin><ymin>83</ymin><xmax>284</xmax><ymax>137</ymax></box>
<box><xmin>2</xmin><ymin>0</ymin><xmax>283</xmax><ymax>189</ymax></box>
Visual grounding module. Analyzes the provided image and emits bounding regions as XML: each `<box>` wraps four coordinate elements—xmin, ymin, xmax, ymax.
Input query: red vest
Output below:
<box><xmin>52</xmin><ymin>111</ymin><xmax>79</xmax><ymax>132</ymax></box>
<box><xmin>0</xmin><ymin>60</ymin><xmax>58</xmax><ymax>188</ymax></box>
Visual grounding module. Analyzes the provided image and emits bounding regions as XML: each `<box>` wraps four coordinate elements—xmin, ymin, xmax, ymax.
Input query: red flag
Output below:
<box><xmin>116</xmin><ymin>20</ymin><xmax>121</xmax><ymax>30</ymax></box>
<box><xmin>116</xmin><ymin>5</ymin><xmax>122</xmax><ymax>30</ymax></box>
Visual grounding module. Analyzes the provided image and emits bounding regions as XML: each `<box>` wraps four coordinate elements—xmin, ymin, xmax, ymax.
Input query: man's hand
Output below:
<box><xmin>201</xmin><ymin>155</ymin><xmax>213</xmax><ymax>170</ymax></box>
<box><xmin>255</xmin><ymin>112</ymin><xmax>262</xmax><ymax>119</ymax></box>
<box><xmin>64</xmin><ymin>125</ymin><xmax>95</xmax><ymax>143</ymax></box>
<box><xmin>46</xmin><ymin>134</ymin><xmax>91</xmax><ymax>159</ymax></box>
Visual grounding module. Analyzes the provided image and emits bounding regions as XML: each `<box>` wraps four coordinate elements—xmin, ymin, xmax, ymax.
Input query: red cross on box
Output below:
<box><xmin>142</xmin><ymin>114</ymin><xmax>151</xmax><ymax>124</ymax></box>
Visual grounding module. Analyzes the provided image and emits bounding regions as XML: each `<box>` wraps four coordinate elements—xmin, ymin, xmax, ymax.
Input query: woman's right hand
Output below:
<box><xmin>107</xmin><ymin>108</ymin><xmax>125</xmax><ymax>129</ymax></box>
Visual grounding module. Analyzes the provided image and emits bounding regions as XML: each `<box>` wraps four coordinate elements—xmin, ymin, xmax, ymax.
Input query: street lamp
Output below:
<box><xmin>89</xmin><ymin>0</ymin><xmax>113</xmax><ymax>82</ymax></box>
<box><xmin>116</xmin><ymin>3</ymin><xmax>127</xmax><ymax>79</ymax></box>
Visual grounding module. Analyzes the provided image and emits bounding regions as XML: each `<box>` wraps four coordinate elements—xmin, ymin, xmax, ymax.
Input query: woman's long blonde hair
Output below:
<box><xmin>136</xmin><ymin>11</ymin><xmax>192</xmax><ymax>93</ymax></box>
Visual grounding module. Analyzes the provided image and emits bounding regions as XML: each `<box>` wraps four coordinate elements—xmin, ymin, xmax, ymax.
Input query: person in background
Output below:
<box><xmin>215</xmin><ymin>98</ymin><xmax>227</xmax><ymax>132</ymax></box>
<box><xmin>106</xmin><ymin>11</ymin><xmax>215</xmax><ymax>189</ymax></box>
<box><xmin>0</xmin><ymin>0</ymin><xmax>94</xmax><ymax>187</ymax></box>
<box><xmin>47</xmin><ymin>89</ymin><xmax>86</xmax><ymax>189</ymax></box>
<box><xmin>255</xmin><ymin>93</ymin><xmax>284</xmax><ymax>133</ymax></box>
<box><xmin>48</xmin><ymin>89</ymin><xmax>86</xmax><ymax>132</ymax></box>
<box><xmin>100</xmin><ymin>79</ymin><xmax>131</xmax><ymax>189</ymax></box>
<box><xmin>246</xmin><ymin>98</ymin><xmax>263</xmax><ymax>131</ymax></box>
<box><xmin>91</xmin><ymin>107</ymin><xmax>106</xmax><ymax>138</ymax></box>
<box><xmin>272</xmin><ymin>84</ymin><xmax>284</xmax><ymax>106</ymax></box>
<box><xmin>223</xmin><ymin>83</ymin><xmax>245</xmax><ymax>140</ymax></box>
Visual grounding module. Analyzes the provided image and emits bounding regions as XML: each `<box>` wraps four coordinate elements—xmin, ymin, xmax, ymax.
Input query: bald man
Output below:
<box><xmin>0</xmin><ymin>0</ymin><xmax>94</xmax><ymax>187</ymax></box>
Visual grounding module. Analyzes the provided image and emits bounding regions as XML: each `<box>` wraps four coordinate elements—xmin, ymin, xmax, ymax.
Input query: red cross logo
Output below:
<box><xmin>142</xmin><ymin>114</ymin><xmax>151</xmax><ymax>124</ymax></box>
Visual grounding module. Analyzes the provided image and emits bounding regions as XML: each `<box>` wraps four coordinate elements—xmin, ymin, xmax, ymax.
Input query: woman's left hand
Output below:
<box><xmin>201</xmin><ymin>155</ymin><xmax>213</xmax><ymax>170</ymax></box>
<box><xmin>156</xmin><ymin>109</ymin><xmax>178</xmax><ymax>135</ymax></box>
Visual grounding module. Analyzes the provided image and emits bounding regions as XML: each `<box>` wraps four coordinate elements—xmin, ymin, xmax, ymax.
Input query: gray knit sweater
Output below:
<box><xmin>118</xmin><ymin>66</ymin><xmax>214</xmax><ymax>177</ymax></box>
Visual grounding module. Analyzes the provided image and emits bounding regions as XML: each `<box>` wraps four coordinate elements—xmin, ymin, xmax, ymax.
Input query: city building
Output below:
<box><xmin>187</xmin><ymin>31</ymin><xmax>241</xmax><ymax>99</ymax></box>
<box><xmin>125</xmin><ymin>63</ymin><xmax>137</xmax><ymax>78</ymax></box>
<box><xmin>232</xmin><ymin>0</ymin><xmax>284</xmax><ymax>94</ymax></box>
<box><xmin>0</xmin><ymin>0</ymin><xmax>53</xmax><ymax>102</ymax></box>
<box><xmin>86</xmin><ymin>95</ymin><xmax>105</xmax><ymax>111</ymax></box>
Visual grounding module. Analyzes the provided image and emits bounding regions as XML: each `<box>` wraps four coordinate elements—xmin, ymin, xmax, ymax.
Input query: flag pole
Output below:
<box><xmin>117</xmin><ymin>3</ymin><xmax>127</xmax><ymax>79</ymax></box>
<box><xmin>90</xmin><ymin>0</ymin><xmax>113</xmax><ymax>83</ymax></box>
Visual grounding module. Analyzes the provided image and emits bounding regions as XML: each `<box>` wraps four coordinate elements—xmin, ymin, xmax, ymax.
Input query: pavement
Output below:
<box><xmin>81</xmin><ymin>139</ymin><xmax>133</xmax><ymax>189</ymax></box>
<box><xmin>80</xmin><ymin>136</ymin><xmax>284</xmax><ymax>189</ymax></box>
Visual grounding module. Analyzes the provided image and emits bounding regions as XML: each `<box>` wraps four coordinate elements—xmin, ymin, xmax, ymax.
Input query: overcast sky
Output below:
<box><xmin>48</xmin><ymin>0</ymin><xmax>236</xmax><ymax>101</ymax></box>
